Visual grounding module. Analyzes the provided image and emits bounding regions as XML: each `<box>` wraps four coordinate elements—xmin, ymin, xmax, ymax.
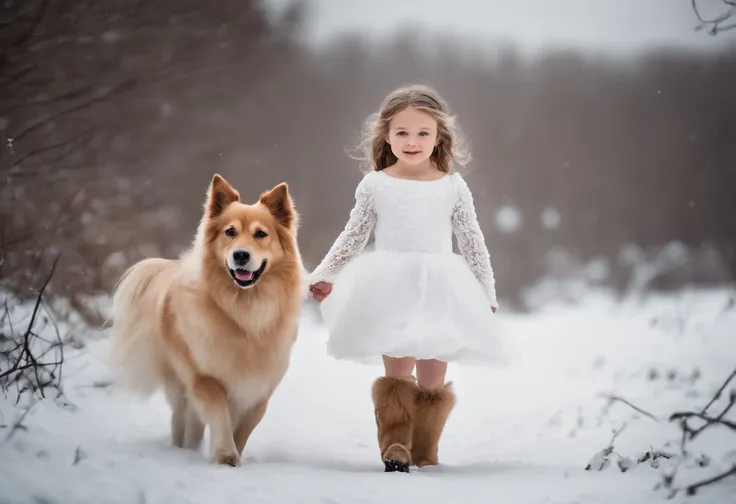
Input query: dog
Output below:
<box><xmin>109</xmin><ymin>174</ymin><xmax>303</xmax><ymax>466</ymax></box>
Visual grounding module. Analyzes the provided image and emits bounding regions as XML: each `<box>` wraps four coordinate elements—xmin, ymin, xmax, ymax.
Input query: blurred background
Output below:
<box><xmin>1</xmin><ymin>0</ymin><xmax>735</xmax><ymax>325</ymax></box>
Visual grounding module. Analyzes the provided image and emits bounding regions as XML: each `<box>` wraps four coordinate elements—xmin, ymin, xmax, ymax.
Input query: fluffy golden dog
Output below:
<box><xmin>110</xmin><ymin>174</ymin><xmax>303</xmax><ymax>466</ymax></box>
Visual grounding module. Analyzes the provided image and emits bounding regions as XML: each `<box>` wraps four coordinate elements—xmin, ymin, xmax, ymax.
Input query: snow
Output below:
<box><xmin>495</xmin><ymin>205</ymin><xmax>523</xmax><ymax>233</ymax></box>
<box><xmin>1</xmin><ymin>287</ymin><xmax>735</xmax><ymax>503</ymax></box>
<box><xmin>541</xmin><ymin>207</ymin><xmax>561</xmax><ymax>230</ymax></box>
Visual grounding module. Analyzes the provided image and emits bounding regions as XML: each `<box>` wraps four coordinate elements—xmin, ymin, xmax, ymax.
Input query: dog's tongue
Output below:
<box><xmin>234</xmin><ymin>269</ymin><xmax>253</xmax><ymax>281</ymax></box>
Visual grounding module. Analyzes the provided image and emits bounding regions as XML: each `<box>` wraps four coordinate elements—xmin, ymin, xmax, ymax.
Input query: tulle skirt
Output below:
<box><xmin>318</xmin><ymin>249</ymin><xmax>514</xmax><ymax>367</ymax></box>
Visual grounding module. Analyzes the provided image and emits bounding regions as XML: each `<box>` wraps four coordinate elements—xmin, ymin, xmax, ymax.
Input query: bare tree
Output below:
<box><xmin>0</xmin><ymin>0</ymin><xmax>304</xmax><ymax>324</ymax></box>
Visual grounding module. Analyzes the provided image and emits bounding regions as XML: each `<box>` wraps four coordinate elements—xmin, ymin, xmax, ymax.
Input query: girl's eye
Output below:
<box><xmin>225</xmin><ymin>227</ymin><xmax>236</xmax><ymax>237</ymax></box>
<box><xmin>419</xmin><ymin>132</ymin><xmax>429</xmax><ymax>136</ymax></box>
<box><xmin>254</xmin><ymin>229</ymin><xmax>268</xmax><ymax>239</ymax></box>
<box><xmin>396</xmin><ymin>131</ymin><xmax>407</xmax><ymax>136</ymax></box>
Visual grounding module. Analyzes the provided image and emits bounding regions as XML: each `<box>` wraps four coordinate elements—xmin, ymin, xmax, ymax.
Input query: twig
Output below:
<box><xmin>72</xmin><ymin>446</ymin><xmax>85</xmax><ymax>466</ymax></box>
<box><xmin>670</xmin><ymin>367</ymin><xmax>736</xmax><ymax>442</ymax></box>
<box><xmin>12</xmin><ymin>0</ymin><xmax>50</xmax><ymax>47</ymax></box>
<box><xmin>0</xmin><ymin>253</ymin><xmax>60</xmax><ymax>380</ymax></box>
<box><xmin>0</xmin><ymin>64</ymin><xmax>37</xmax><ymax>89</ymax></box>
<box><xmin>12</xmin><ymin>78</ymin><xmax>138</xmax><ymax>144</ymax></box>
<box><xmin>0</xmin><ymin>127</ymin><xmax>96</xmax><ymax>172</ymax></box>
<box><xmin>604</xmin><ymin>394</ymin><xmax>660</xmax><ymax>422</ymax></box>
<box><xmin>0</xmin><ymin>252</ymin><xmax>65</xmax><ymax>404</ymax></box>
<box><xmin>692</xmin><ymin>0</ymin><xmax>736</xmax><ymax>35</ymax></box>
<box><xmin>0</xmin><ymin>85</ymin><xmax>95</xmax><ymax>115</ymax></box>
<box><xmin>685</xmin><ymin>463</ymin><xmax>736</xmax><ymax>496</ymax></box>
<box><xmin>4</xmin><ymin>400</ymin><xmax>37</xmax><ymax>441</ymax></box>
<box><xmin>659</xmin><ymin>367</ymin><xmax>736</xmax><ymax>498</ymax></box>
<box><xmin>610</xmin><ymin>422</ymin><xmax>627</xmax><ymax>445</ymax></box>
<box><xmin>670</xmin><ymin>409</ymin><xmax>736</xmax><ymax>435</ymax></box>
<box><xmin>699</xmin><ymin>366</ymin><xmax>736</xmax><ymax>415</ymax></box>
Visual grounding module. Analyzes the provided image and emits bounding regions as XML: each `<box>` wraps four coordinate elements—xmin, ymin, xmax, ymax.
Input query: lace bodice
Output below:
<box><xmin>309</xmin><ymin>170</ymin><xmax>498</xmax><ymax>307</ymax></box>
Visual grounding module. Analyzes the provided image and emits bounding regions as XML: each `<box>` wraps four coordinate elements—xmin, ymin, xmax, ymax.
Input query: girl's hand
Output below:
<box><xmin>309</xmin><ymin>281</ymin><xmax>333</xmax><ymax>303</ymax></box>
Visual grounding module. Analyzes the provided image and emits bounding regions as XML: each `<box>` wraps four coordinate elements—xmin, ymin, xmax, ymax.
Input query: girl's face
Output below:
<box><xmin>385</xmin><ymin>107</ymin><xmax>439</xmax><ymax>167</ymax></box>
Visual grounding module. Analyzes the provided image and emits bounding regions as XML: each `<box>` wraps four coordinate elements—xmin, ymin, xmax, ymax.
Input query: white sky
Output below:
<box><xmin>267</xmin><ymin>0</ymin><xmax>735</xmax><ymax>55</ymax></box>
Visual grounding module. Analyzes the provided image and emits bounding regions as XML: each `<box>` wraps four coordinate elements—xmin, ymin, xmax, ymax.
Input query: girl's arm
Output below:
<box><xmin>308</xmin><ymin>173</ymin><xmax>377</xmax><ymax>284</ymax></box>
<box><xmin>451</xmin><ymin>175</ymin><xmax>498</xmax><ymax>309</ymax></box>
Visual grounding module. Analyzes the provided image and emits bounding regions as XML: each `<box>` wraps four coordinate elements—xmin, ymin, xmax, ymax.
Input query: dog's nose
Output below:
<box><xmin>232</xmin><ymin>249</ymin><xmax>251</xmax><ymax>266</ymax></box>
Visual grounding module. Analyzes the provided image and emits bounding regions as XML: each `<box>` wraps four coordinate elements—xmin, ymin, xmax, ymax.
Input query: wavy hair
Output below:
<box><xmin>351</xmin><ymin>84</ymin><xmax>471</xmax><ymax>174</ymax></box>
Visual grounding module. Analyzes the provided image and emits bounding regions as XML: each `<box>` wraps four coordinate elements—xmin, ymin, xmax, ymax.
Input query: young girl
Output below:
<box><xmin>308</xmin><ymin>84</ymin><xmax>511</xmax><ymax>473</ymax></box>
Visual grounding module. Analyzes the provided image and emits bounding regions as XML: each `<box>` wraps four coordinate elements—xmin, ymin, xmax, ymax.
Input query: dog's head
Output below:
<box><xmin>203</xmin><ymin>174</ymin><xmax>298</xmax><ymax>289</ymax></box>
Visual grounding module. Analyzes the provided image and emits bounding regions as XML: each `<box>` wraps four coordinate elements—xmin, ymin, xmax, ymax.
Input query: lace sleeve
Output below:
<box><xmin>451</xmin><ymin>175</ymin><xmax>498</xmax><ymax>307</ymax></box>
<box><xmin>308</xmin><ymin>173</ymin><xmax>377</xmax><ymax>284</ymax></box>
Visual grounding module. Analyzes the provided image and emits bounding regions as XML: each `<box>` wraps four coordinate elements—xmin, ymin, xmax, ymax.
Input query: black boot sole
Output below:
<box><xmin>384</xmin><ymin>459</ymin><xmax>410</xmax><ymax>473</ymax></box>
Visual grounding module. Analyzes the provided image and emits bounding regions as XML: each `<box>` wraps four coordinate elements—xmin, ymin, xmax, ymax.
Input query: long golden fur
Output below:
<box><xmin>412</xmin><ymin>382</ymin><xmax>456</xmax><ymax>467</ymax></box>
<box><xmin>109</xmin><ymin>174</ymin><xmax>303</xmax><ymax>466</ymax></box>
<box><xmin>372</xmin><ymin>376</ymin><xmax>417</xmax><ymax>471</ymax></box>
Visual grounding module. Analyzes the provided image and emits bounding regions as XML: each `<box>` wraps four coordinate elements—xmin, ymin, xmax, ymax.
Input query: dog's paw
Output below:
<box><xmin>213</xmin><ymin>448</ymin><xmax>240</xmax><ymax>467</ymax></box>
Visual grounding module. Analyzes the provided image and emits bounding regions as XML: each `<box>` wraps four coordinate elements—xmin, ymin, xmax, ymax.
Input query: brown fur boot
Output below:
<box><xmin>411</xmin><ymin>382</ymin><xmax>456</xmax><ymax>467</ymax></box>
<box><xmin>371</xmin><ymin>376</ymin><xmax>418</xmax><ymax>473</ymax></box>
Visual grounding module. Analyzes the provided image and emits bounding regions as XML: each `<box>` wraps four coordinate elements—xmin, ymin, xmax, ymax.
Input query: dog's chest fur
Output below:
<box><xmin>181</xmin><ymin>310</ymin><xmax>294</xmax><ymax>407</ymax></box>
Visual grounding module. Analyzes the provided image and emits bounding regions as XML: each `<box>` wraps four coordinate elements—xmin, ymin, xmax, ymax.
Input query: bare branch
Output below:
<box><xmin>692</xmin><ymin>0</ymin><xmax>736</xmax><ymax>35</ymax></box>
<box><xmin>700</xmin><ymin>366</ymin><xmax>736</xmax><ymax>415</ymax></box>
<box><xmin>654</xmin><ymin>367</ymin><xmax>736</xmax><ymax>497</ymax></box>
<box><xmin>0</xmin><ymin>127</ymin><xmax>96</xmax><ymax>173</ymax></box>
<box><xmin>0</xmin><ymin>253</ymin><xmax>65</xmax><ymax>403</ymax></box>
<box><xmin>12</xmin><ymin>0</ymin><xmax>51</xmax><ymax>47</ymax></box>
<box><xmin>3</xmin><ymin>400</ymin><xmax>37</xmax><ymax>442</ymax></box>
<box><xmin>670</xmin><ymin>408</ymin><xmax>736</xmax><ymax>435</ymax></box>
<box><xmin>0</xmin><ymin>64</ymin><xmax>37</xmax><ymax>88</ymax></box>
<box><xmin>685</xmin><ymin>464</ymin><xmax>736</xmax><ymax>496</ymax></box>
<box><xmin>603</xmin><ymin>394</ymin><xmax>660</xmax><ymax>422</ymax></box>
<box><xmin>0</xmin><ymin>85</ymin><xmax>96</xmax><ymax>115</ymax></box>
<box><xmin>11</xmin><ymin>78</ymin><xmax>138</xmax><ymax>144</ymax></box>
<box><xmin>669</xmin><ymin>367</ymin><xmax>736</xmax><ymax>447</ymax></box>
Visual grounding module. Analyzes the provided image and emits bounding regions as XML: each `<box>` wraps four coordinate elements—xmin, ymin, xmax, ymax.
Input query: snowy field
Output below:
<box><xmin>1</xmin><ymin>286</ymin><xmax>735</xmax><ymax>504</ymax></box>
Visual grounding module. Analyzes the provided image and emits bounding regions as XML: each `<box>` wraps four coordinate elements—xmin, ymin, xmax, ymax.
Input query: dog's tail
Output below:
<box><xmin>108</xmin><ymin>258</ymin><xmax>176</xmax><ymax>396</ymax></box>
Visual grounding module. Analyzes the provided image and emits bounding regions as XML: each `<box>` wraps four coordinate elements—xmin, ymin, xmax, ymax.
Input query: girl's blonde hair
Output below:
<box><xmin>352</xmin><ymin>84</ymin><xmax>472</xmax><ymax>174</ymax></box>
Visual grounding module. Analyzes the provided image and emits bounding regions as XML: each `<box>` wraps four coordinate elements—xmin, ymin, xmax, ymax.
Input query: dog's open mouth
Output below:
<box><xmin>228</xmin><ymin>260</ymin><xmax>267</xmax><ymax>288</ymax></box>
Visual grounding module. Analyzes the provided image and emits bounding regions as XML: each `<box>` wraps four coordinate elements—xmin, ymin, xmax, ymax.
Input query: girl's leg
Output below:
<box><xmin>415</xmin><ymin>359</ymin><xmax>447</xmax><ymax>390</ymax></box>
<box><xmin>372</xmin><ymin>355</ymin><xmax>417</xmax><ymax>472</ymax></box>
<box><xmin>382</xmin><ymin>355</ymin><xmax>415</xmax><ymax>378</ymax></box>
<box><xmin>412</xmin><ymin>359</ymin><xmax>456</xmax><ymax>467</ymax></box>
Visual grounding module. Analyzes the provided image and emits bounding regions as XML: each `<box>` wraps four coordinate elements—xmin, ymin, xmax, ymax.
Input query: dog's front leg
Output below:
<box><xmin>189</xmin><ymin>374</ymin><xmax>239</xmax><ymax>466</ymax></box>
<box><xmin>234</xmin><ymin>398</ymin><xmax>269</xmax><ymax>456</ymax></box>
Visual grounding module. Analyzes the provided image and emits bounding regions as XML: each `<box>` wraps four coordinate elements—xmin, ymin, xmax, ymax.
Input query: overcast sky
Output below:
<box><xmin>267</xmin><ymin>0</ymin><xmax>734</xmax><ymax>55</ymax></box>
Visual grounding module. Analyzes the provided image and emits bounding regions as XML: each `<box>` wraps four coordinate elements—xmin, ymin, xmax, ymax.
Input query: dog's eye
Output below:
<box><xmin>254</xmin><ymin>229</ymin><xmax>268</xmax><ymax>239</ymax></box>
<box><xmin>225</xmin><ymin>227</ymin><xmax>236</xmax><ymax>237</ymax></box>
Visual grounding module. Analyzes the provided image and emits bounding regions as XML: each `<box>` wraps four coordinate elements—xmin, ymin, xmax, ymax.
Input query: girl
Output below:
<box><xmin>308</xmin><ymin>84</ymin><xmax>511</xmax><ymax>473</ymax></box>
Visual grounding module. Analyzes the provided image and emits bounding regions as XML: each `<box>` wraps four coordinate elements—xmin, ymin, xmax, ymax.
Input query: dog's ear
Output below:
<box><xmin>207</xmin><ymin>174</ymin><xmax>240</xmax><ymax>218</ymax></box>
<box><xmin>259</xmin><ymin>182</ymin><xmax>296</xmax><ymax>229</ymax></box>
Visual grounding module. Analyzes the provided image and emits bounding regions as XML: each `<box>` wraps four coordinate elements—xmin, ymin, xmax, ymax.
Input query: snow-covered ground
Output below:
<box><xmin>1</xmin><ymin>287</ymin><xmax>735</xmax><ymax>503</ymax></box>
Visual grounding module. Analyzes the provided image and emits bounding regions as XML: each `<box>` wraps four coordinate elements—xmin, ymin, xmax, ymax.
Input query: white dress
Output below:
<box><xmin>308</xmin><ymin>170</ymin><xmax>512</xmax><ymax>367</ymax></box>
